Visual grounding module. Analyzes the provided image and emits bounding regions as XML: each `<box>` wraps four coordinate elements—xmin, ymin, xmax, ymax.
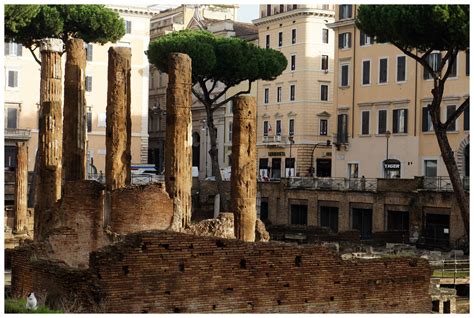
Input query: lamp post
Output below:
<box><xmin>288</xmin><ymin>135</ymin><xmax>295</xmax><ymax>177</ymax></box>
<box><xmin>385</xmin><ymin>130</ymin><xmax>391</xmax><ymax>178</ymax></box>
<box><xmin>201</xmin><ymin>119</ymin><xmax>208</xmax><ymax>178</ymax></box>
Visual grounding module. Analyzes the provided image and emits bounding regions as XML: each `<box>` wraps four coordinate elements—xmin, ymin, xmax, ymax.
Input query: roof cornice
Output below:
<box><xmin>327</xmin><ymin>18</ymin><xmax>356</xmax><ymax>29</ymax></box>
<box><xmin>253</xmin><ymin>8</ymin><xmax>334</xmax><ymax>26</ymax></box>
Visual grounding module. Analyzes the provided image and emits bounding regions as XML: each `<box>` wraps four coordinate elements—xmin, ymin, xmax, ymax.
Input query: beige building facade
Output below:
<box><xmin>4</xmin><ymin>5</ymin><xmax>155</xmax><ymax>174</ymax></box>
<box><xmin>328</xmin><ymin>4</ymin><xmax>469</xmax><ymax>180</ymax></box>
<box><xmin>253</xmin><ymin>4</ymin><xmax>336</xmax><ymax>180</ymax></box>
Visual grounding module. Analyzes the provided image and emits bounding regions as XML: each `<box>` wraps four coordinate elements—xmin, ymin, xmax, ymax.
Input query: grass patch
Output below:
<box><xmin>432</xmin><ymin>270</ymin><xmax>469</xmax><ymax>278</ymax></box>
<box><xmin>4</xmin><ymin>298</ymin><xmax>63</xmax><ymax>313</ymax></box>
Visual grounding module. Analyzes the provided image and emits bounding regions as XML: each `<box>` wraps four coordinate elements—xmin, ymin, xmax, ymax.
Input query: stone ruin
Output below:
<box><xmin>8</xmin><ymin>47</ymin><xmax>432</xmax><ymax>313</ymax></box>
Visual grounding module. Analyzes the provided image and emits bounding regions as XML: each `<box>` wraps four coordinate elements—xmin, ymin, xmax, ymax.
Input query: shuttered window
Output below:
<box><xmin>321</xmin><ymin>55</ymin><xmax>329</xmax><ymax>70</ymax></box>
<box><xmin>338</xmin><ymin>32</ymin><xmax>351</xmax><ymax>49</ymax></box>
<box><xmin>397</xmin><ymin>56</ymin><xmax>406</xmax><ymax>82</ymax></box>
<box><xmin>337</xmin><ymin>114</ymin><xmax>348</xmax><ymax>143</ymax></box>
<box><xmin>422</xmin><ymin>107</ymin><xmax>433</xmax><ymax>132</ymax></box>
<box><xmin>378</xmin><ymin>110</ymin><xmax>387</xmax><ymax>134</ymax></box>
<box><xmin>379</xmin><ymin>58</ymin><xmax>388</xmax><ymax>83</ymax></box>
<box><xmin>446</xmin><ymin>105</ymin><xmax>456</xmax><ymax>131</ymax></box>
<box><xmin>341</xmin><ymin>63</ymin><xmax>349</xmax><ymax>87</ymax></box>
<box><xmin>361</xmin><ymin>111</ymin><xmax>370</xmax><ymax>135</ymax></box>
<box><xmin>362</xmin><ymin>60</ymin><xmax>370</xmax><ymax>85</ymax></box>
<box><xmin>424</xmin><ymin>53</ymin><xmax>441</xmax><ymax>79</ymax></box>
<box><xmin>320</xmin><ymin>84</ymin><xmax>328</xmax><ymax>101</ymax></box>
<box><xmin>392</xmin><ymin>109</ymin><xmax>408</xmax><ymax>133</ymax></box>
<box><xmin>464</xmin><ymin>106</ymin><xmax>469</xmax><ymax>131</ymax></box>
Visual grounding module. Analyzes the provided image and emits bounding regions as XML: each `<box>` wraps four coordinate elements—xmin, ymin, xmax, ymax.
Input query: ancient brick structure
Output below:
<box><xmin>63</xmin><ymin>38</ymin><xmax>87</xmax><ymax>181</ymax></box>
<box><xmin>35</xmin><ymin>38</ymin><xmax>64</xmax><ymax>241</ymax></box>
<box><xmin>11</xmin><ymin>231</ymin><xmax>432</xmax><ymax>313</ymax></box>
<box><xmin>14</xmin><ymin>142</ymin><xmax>28</xmax><ymax>234</ymax></box>
<box><xmin>231</xmin><ymin>96</ymin><xmax>257</xmax><ymax>241</ymax></box>
<box><xmin>106</xmin><ymin>46</ymin><xmax>132</xmax><ymax>191</ymax></box>
<box><xmin>165</xmin><ymin>53</ymin><xmax>192</xmax><ymax>229</ymax></box>
<box><xmin>110</xmin><ymin>184</ymin><xmax>174</xmax><ymax>234</ymax></box>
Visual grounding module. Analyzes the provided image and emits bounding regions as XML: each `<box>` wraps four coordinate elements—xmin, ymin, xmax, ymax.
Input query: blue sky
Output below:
<box><xmin>237</xmin><ymin>4</ymin><xmax>259</xmax><ymax>23</ymax></box>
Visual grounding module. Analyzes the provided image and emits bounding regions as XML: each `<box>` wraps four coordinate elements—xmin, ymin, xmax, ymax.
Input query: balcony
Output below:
<box><xmin>4</xmin><ymin>128</ymin><xmax>31</xmax><ymax>141</ymax></box>
<box><xmin>423</xmin><ymin>176</ymin><xmax>469</xmax><ymax>192</ymax></box>
<box><xmin>288</xmin><ymin>177</ymin><xmax>377</xmax><ymax>192</ymax></box>
<box><xmin>262</xmin><ymin>134</ymin><xmax>286</xmax><ymax>145</ymax></box>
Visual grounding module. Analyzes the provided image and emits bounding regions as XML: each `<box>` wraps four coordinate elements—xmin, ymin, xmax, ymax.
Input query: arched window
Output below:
<box><xmin>192</xmin><ymin>132</ymin><xmax>200</xmax><ymax>168</ymax></box>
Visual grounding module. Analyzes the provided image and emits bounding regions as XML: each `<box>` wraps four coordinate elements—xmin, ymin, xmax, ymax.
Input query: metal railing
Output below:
<box><xmin>4</xmin><ymin>128</ymin><xmax>31</xmax><ymax>140</ymax></box>
<box><xmin>288</xmin><ymin>177</ymin><xmax>377</xmax><ymax>192</ymax></box>
<box><xmin>423</xmin><ymin>176</ymin><xmax>469</xmax><ymax>192</ymax></box>
<box><xmin>430</xmin><ymin>259</ymin><xmax>470</xmax><ymax>281</ymax></box>
<box><xmin>87</xmin><ymin>173</ymin><xmax>163</xmax><ymax>185</ymax></box>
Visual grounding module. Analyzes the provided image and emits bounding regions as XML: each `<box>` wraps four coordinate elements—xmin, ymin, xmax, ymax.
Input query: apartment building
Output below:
<box><xmin>4</xmin><ymin>5</ymin><xmax>156</xmax><ymax>174</ymax></box>
<box><xmin>253</xmin><ymin>4</ymin><xmax>336</xmax><ymax>180</ymax></box>
<box><xmin>328</xmin><ymin>4</ymin><xmax>469</xmax><ymax>180</ymax></box>
<box><xmin>148</xmin><ymin>5</ymin><xmax>258</xmax><ymax>179</ymax></box>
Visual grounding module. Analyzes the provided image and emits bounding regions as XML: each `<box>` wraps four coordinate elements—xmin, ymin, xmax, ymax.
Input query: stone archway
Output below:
<box><xmin>192</xmin><ymin>132</ymin><xmax>200</xmax><ymax>168</ymax></box>
<box><xmin>455</xmin><ymin>135</ymin><xmax>469</xmax><ymax>178</ymax></box>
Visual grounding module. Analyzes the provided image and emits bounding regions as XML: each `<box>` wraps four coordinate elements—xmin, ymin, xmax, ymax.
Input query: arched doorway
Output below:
<box><xmin>192</xmin><ymin>132</ymin><xmax>200</xmax><ymax>168</ymax></box>
<box><xmin>464</xmin><ymin>144</ymin><xmax>469</xmax><ymax>177</ymax></box>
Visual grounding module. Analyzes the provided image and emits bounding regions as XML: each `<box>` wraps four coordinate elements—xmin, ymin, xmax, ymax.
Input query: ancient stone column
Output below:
<box><xmin>63</xmin><ymin>38</ymin><xmax>87</xmax><ymax>181</ymax></box>
<box><xmin>14</xmin><ymin>142</ymin><xmax>28</xmax><ymax>234</ymax></box>
<box><xmin>231</xmin><ymin>96</ymin><xmax>257</xmax><ymax>242</ymax></box>
<box><xmin>165</xmin><ymin>53</ymin><xmax>192</xmax><ymax>229</ymax></box>
<box><xmin>106</xmin><ymin>47</ymin><xmax>131</xmax><ymax>191</ymax></box>
<box><xmin>35</xmin><ymin>38</ymin><xmax>63</xmax><ymax>241</ymax></box>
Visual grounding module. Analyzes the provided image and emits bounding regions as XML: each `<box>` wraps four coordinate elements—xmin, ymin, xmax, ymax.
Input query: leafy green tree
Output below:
<box><xmin>356</xmin><ymin>5</ymin><xmax>469</xmax><ymax>238</ymax></box>
<box><xmin>148</xmin><ymin>29</ymin><xmax>287</xmax><ymax>212</ymax></box>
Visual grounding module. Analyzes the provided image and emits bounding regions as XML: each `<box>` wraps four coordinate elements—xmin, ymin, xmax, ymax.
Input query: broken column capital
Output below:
<box><xmin>39</xmin><ymin>38</ymin><xmax>64</xmax><ymax>53</ymax></box>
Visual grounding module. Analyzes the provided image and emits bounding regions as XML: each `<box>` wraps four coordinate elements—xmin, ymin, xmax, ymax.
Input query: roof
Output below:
<box><xmin>188</xmin><ymin>18</ymin><xmax>258</xmax><ymax>42</ymax></box>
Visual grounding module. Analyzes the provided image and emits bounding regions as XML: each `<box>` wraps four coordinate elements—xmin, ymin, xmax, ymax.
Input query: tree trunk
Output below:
<box><xmin>206</xmin><ymin>107</ymin><xmax>229</xmax><ymax>212</ymax></box>
<box><xmin>63</xmin><ymin>38</ymin><xmax>87</xmax><ymax>181</ymax></box>
<box><xmin>35</xmin><ymin>38</ymin><xmax>63</xmax><ymax>241</ymax></box>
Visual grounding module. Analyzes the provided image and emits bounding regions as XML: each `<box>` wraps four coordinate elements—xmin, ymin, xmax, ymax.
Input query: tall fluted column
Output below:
<box><xmin>14</xmin><ymin>142</ymin><xmax>28</xmax><ymax>234</ymax></box>
<box><xmin>105</xmin><ymin>46</ymin><xmax>131</xmax><ymax>191</ymax></box>
<box><xmin>231</xmin><ymin>96</ymin><xmax>257</xmax><ymax>241</ymax></box>
<box><xmin>35</xmin><ymin>38</ymin><xmax>63</xmax><ymax>241</ymax></box>
<box><xmin>165</xmin><ymin>53</ymin><xmax>192</xmax><ymax>229</ymax></box>
<box><xmin>63</xmin><ymin>38</ymin><xmax>87</xmax><ymax>181</ymax></box>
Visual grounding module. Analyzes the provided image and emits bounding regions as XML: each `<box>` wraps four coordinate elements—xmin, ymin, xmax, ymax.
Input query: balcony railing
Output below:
<box><xmin>262</xmin><ymin>134</ymin><xmax>285</xmax><ymax>144</ymax></box>
<box><xmin>4</xmin><ymin>128</ymin><xmax>31</xmax><ymax>141</ymax></box>
<box><xmin>87</xmin><ymin>173</ymin><xmax>164</xmax><ymax>185</ymax></box>
<box><xmin>423</xmin><ymin>176</ymin><xmax>469</xmax><ymax>192</ymax></box>
<box><xmin>288</xmin><ymin>177</ymin><xmax>377</xmax><ymax>192</ymax></box>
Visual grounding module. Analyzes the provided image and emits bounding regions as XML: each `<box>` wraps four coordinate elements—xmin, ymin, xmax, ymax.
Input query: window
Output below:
<box><xmin>293</xmin><ymin>4</ymin><xmax>298</xmax><ymax>10</ymax></box>
<box><xmin>290</xmin><ymin>84</ymin><xmax>295</xmax><ymax>101</ymax></box>
<box><xmin>6</xmin><ymin>108</ymin><xmax>18</xmax><ymax>129</ymax></box>
<box><xmin>4</xmin><ymin>42</ymin><xmax>22</xmax><ymax>56</ymax></box>
<box><xmin>387</xmin><ymin>211</ymin><xmax>409</xmax><ymax>231</ymax></box>
<box><xmin>424</xmin><ymin>53</ymin><xmax>441</xmax><ymax>79</ymax></box>
<box><xmin>396</xmin><ymin>56</ymin><xmax>406</xmax><ymax>82</ymax></box>
<box><xmin>359</xmin><ymin>31</ymin><xmax>373</xmax><ymax>46</ymax></box>
<box><xmin>98</xmin><ymin>112</ymin><xmax>106</xmax><ymax>128</ymax></box>
<box><xmin>278</xmin><ymin>32</ymin><xmax>283</xmax><ymax>47</ymax></box>
<box><xmin>264</xmin><ymin>88</ymin><xmax>269</xmax><ymax>104</ymax></box>
<box><xmin>338</xmin><ymin>32</ymin><xmax>352</xmax><ymax>49</ymax></box>
<box><xmin>446</xmin><ymin>105</ymin><xmax>456</xmax><ymax>131</ymax></box>
<box><xmin>362</xmin><ymin>60</ymin><xmax>371</xmax><ymax>85</ymax></box>
<box><xmin>378</xmin><ymin>110</ymin><xmax>387</xmax><ymax>134</ymax></box>
<box><xmin>291</xmin><ymin>204</ymin><xmax>307</xmax><ymax>225</ymax></box>
<box><xmin>86</xmin><ymin>43</ymin><xmax>93</xmax><ymax>61</ymax></box>
<box><xmin>320</xmin><ymin>119</ymin><xmax>328</xmax><ymax>136</ymax></box>
<box><xmin>320</xmin><ymin>206</ymin><xmax>338</xmax><ymax>232</ymax></box>
<box><xmin>125</xmin><ymin>20</ymin><xmax>132</xmax><ymax>34</ymax></box>
<box><xmin>85</xmin><ymin>76</ymin><xmax>92</xmax><ymax>92</ymax></box>
<box><xmin>87</xmin><ymin>112</ymin><xmax>92</xmax><ymax>132</ymax></box>
<box><xmin>379</xmin><ymin>58</ymin><xmax>388</xmax><ymax>84</ymax></box>
<box><xmin>464</xmin><ymin>106</ymin><xmax>469</xmax><ymax>131</ymax></box>
<box><xmin>263</xmin><ymin>120</ymin><xmax>269</xmax><ymax>136</ymax></box>
<box><xmin>320</xmin><ymin>84</ymin><xmax>328</xmax><ymax>101</ymax></box>
<box><xmin>291</xmin><ymin>29</ymin><xmax>296</xmax><ymax>44</ymax></box>
<box><xmin>340</xmin><ymin>63</ymin><xmax>349</xmax><ymax>87</ymax></box>
<box><xmin>422</xmin><ymin>107</ymin><xmax>433</xmax><ymax>132</ymax></box>
<box><xmin>337</xmin><ymin>113</ymin><xmax>348</xmax><ymax>143</ymax></box>
<box><xmin>340</xmin><ymin>4</ymin><xmax>352</xmax><ymax>19</ymax></box>
<box><xmin>348</xmin><ymin>163</ymin><xmax>359</xmax><ymax>178</ymax></box>
<box><xmin>392</xmin><ymin>109</ymin><xmax>408</xmax><ymax>133</ymax></box>
<box><xmin>228</xmin><ymin>122</ymin><xmax>232</xmax><ymax>142</ymax></box>
<box><xmin>7</xmin><ymin>70</ymin><xmax>18</xmax><ymax>88</ymax></box>
<box><xmin>361</xmin><ymin>111</ymin><xmax>370</xmax><ymax>135</ymax></box>
<box><xmin>276</xmin><ymin>86</ymin><xmax>282</xmax><ymax>102</ymax></box>
<box><xmin>466</xmin><ymin>49</ymin><xmax>470</xmax><ymax>76</ymax></box>
<box><xmin>265</xmin><ymin>34</ymin><xmax>270</xmax><ymax>49</ymax></box>
<box><xmin>321</xmin><ymin>55</ymin><xmax>329</xmax><ymax>71</ymax></box>
<box><xmin>424</xmin><ymin>160</ymin><xmax>437</xmax><ymax>177</ymax></box>
<box><xmin>280</xmin><ymin>4</ymin><xmax>285</xmax><ymax>13</ymax></box>
<box><xmin>276</xmin><ymin>120</ymin><xmax>282</xmax><ymax>135</ymax></box>
<box><xmin>289</xmin><ymin>119</ymin><xmax>295</xmax><ymax>136</ymax></box>
<box><xmin>266</xmin><ymin>5</ymin><xmax>271</xmax><ymax>16</ymax></box>
<box><xmin>291</xmin><ymin>55</ymin><xmax>296</xmax><ymax>71</ymax></box>
<box><xmin>322</xmin><ymin>28</ymin><xmax>329</xmax><ymax>44</ymax></box>
<box><xmin>447</xmin><ymin>55</ymin><xmax>457</xmax><ymax>77</ymax></box>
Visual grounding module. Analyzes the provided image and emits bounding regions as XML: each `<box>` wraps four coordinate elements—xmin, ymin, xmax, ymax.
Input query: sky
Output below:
<box><xmin>237</xmin><ymin>4</ymin><xmax>259</xmax><ymax>23</ymax></box>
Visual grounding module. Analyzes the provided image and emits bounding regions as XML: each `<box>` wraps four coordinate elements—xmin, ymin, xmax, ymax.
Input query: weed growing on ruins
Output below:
<box><xmin>4</xmin><ymin>298</ymin><xmax>63</xmax><ymax>313</ymax></box>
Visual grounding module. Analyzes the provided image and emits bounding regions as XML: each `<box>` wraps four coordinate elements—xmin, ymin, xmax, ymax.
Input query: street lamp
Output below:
<box><xmin>385</xmin><ymin>130</ymin><xmax>391</xmax><ymax>178</ymax></box>
<box><xmin>288</xmin><ymin>135</ymin><xmax>295</xmax><ymax>177</ymax></box>
<box><xmin>201</xmin><ymin>119</ymin><xmax>208</xmax><ymax>178</ymax></box>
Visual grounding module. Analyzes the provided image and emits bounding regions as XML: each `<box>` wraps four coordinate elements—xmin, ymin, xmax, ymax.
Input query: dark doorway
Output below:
<box><xmin>260</xmin><ymin>200</ymin><xmax>269</xmax><ymax>222</ymax></box>
<box><xmin>464</xmin><ymin>144</ymin><xmax>469</xmax><ymax>177</ymax></box>
<box><xmin>316</xmin><ymin>159</ymin><xmax>331</xmax><ymax>177</ymax></box>
<box><xmin>352</xmin><ymin>208</ymin><xmax>373</xmax><ymax>239</ymax></box>
<box><xmin>443</xmin><ymin>301</ymin><xmax>450</xmax><ymax>313</ymax></box>
<box><xmin>320</xmin><ymin>206</ymin><xmax>338</xmax><ymax>232</ymax></box>
<box><xmin>424</xmin><ymin>213</ymin><xmax>450</xmax><ymax>247</ymax></box>
<box><xmin>4</xmin><ymin>145</ymin><xmax>17</xmax><ymax>169</ymax></box>
<box><xmin>432</xmin><ymin>300</ymin><xmax>440</xmax><ymax>313</ymax></box>
<box><xmin>272</xmin><ymin>158</ymin><xmax>281</xmax><ymax>179</ymax></box>
<box><xmin>291</xmin><ymin>204</ymin><xmax>307</xmax><ymax>225</ymax></box>
<box><xmin>387</xmin><ymin>210</ymin><xmax>409</xmax><ymax>231</ymax></box>
<box><xmin>192</xmin><ymin>132</ymin><xmax>200</xmax><ymax>168</ymax></box>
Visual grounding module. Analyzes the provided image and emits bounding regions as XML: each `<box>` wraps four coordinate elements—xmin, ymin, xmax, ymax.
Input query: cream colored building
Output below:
<box><xmin>148</xmin><ymin>5</ymin><xmax>258</xmax><ymax>180</ymax></box>
<box><xmin>253</xmin><ymin>4</ymin><xmax>336</xmax><ymax>179</ymax></box>
<box><xmin>4</xmin><ymin>5</ymin><xmax>156</xmax><ymax>174</ymax></box>
<box><xmin>328</xmin><ymin>4</ymin><xmax>469</xmax><ymax>180</ymax></box>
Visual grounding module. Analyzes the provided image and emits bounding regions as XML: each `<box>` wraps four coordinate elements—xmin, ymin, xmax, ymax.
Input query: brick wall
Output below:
<box><xmin>110</xmin><ymin>183</ymin><xmax>173</xmax><ymax>234</ymax></box>
<box><xmin>10</xmin><ymin>231</ymin><xmax>432</xmax><ymax>313</ymax></box>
